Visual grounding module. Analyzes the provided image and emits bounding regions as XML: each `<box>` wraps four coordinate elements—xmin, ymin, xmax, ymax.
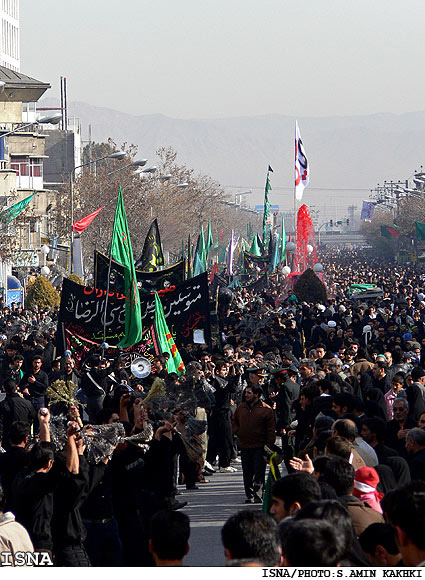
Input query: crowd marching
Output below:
<box><xmin>0</xmin><ymin>248</ymin><xmax>425</xmax><ymax>567</ymax></box>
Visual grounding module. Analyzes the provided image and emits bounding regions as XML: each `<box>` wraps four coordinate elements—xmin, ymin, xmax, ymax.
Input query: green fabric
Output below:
<box><xmin>280</xmin><ymin>215</ymin><xmax>286</xmax><ymax>262</ymax></box>
<box><xmin>1</xmin><ymin>193</ymin><xmax>35</xmax><ymax>223</ymax></box>
<box><xmin>262</xmin><ymin>170</ymin><xmax>272</xmax><ymax>243</ymax></box>
<box><xmin>380</xmin><ymin>225</ymin><xmax>399</xmax><ymax>239</ymax></box>
<box><xmin>249</xmin><ymin>235</ymin><xmax>261</xmax><ymax>256</ymax></box>
<box><xmin>350</xmin><ymin>283</ymin><xmax>375</xmax><ymax>291</ymax></box>
<box><xmin>262</xmin><ymin>456</ymin><xmax>281</xmax><ymax>514</ymax></box>
<box><xmin>193</xmin><ymin>252</ymin><xmax>205</xmax><ymax>277</ymax></box>
<box><xmin>110</xmin><ymin>187</ymin><xmax>143</xmax><ymax>348</ymax></box>
<box><xmin>154</xmin><ymin>292</ymin><xmax>185</xmax><ymax>375</ymax></box>
<box><xmin>415</xmin><ymin>221</ymin><xmax>425</xmax><ymax>241</ymax></box>
<box><xmin>206</xmin><ymin>219</ymin><xmax>214</xmax><ymax>256</ymax></box>
<box><xmin>194</xmin><ymin>227</ymin><xmax>207</xmax><ymax>272</ymax></box>
<box><xmin>270</xmin><ymin>233</ymin><xmax>280</xmax><ymax>272</ymax></box>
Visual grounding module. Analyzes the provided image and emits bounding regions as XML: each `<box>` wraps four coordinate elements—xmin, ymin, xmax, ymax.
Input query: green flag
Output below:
<box><xmin>1</xmin><ymin>193</ymin><xmax>35</xmax><ymax>223</ymax></box>
<box><xmin>415</xmin><ymin>222</ymin><xmax>425</xmax><ymax>241</ymax></box>
<box><xmin>154</xmin><ymin>292</ymin><xmax>185</xmax><ymax>375</ymax></box>
<box><xmin>193</xmin><ymin>252</ymin><xmax>204</xmax><ymax>277</ymax></box>
<box><xmin>280</xmin><ymin>215</ymin><xmax>286</xmax><ymax>262</ymax></box>
<box><xmin>270</xmin><ymin>233</ymin><xmax>280</xmax><ymax>272</ymax></box>
<box><xmin>262</xmin><ymin>166</ymin><xmax>273</xmax><ymax>242</ymax></box>
<box><xmin>380</xmin><ymin>225</ymin><xmax>400</xmax><ymax>239</ymax></box>
<box><xmin>206</xmin><ymin>219</ymin><xmax>214</xmax><ymax>257</ymax></box>
<box><xmin>110</xmin><ymin>187</ymin><xmax>143</xmax><ymax>348</ymax></box>
<box><xmin>249</xmin><ymin>235</ymin><xmax>261</xmax><ymax>256</ymax></box>
<box><xmin>263</xmin><ymin>454</ymin><xmax>282</xmax><ymax>514</ymax></box>
<box><xmin>194</xmin><ymin>227</ymin><xmax>207</xmax><ymax>273</ymax></box>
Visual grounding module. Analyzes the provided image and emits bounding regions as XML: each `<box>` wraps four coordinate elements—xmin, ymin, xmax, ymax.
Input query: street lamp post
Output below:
<box><xmin>69</xmin><ymin>150</ymin><xmax>126</xmax><ymax>271</ymax></box>
<box><xmin>0</xmin><ymin>112</ymin><xmax>62</xmax><ymax>141</ymax></box>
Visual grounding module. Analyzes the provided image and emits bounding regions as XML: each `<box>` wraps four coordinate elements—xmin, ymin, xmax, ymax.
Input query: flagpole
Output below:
<box><xmin>101</xmin><ymin>252</ymin><xmax>114</xmax><ymax>358</ymax></box>
<box><xmin>293</xmin><ymin>181</ymin><xmax>297</xmax><ymax>252</ymax></box>
<box><xmin>293</xmin><ymin>122</ymin><xmax>297</xmax><ymax>262</ymax></box>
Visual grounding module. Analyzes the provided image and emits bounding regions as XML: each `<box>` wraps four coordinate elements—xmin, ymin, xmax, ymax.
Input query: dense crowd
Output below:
<box><xmin>1</xmin><ymin>248</ymin><xmax>425</xmax><ymax>566</ymax></box>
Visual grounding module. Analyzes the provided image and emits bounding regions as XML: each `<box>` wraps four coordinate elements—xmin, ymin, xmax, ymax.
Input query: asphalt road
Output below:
<box><xmin>180</xmin><ymin>462</ymin><xmax>263</xmax><ymax>567</ymax></box>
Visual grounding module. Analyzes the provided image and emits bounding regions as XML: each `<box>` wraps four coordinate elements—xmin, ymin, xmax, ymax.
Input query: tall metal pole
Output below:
<box><xmin>69</xmin><ymin>171</ymin><xmax>74</xmax><ymax>273</ymax></box>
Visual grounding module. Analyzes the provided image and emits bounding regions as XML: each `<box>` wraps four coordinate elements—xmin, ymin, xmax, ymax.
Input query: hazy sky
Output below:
<box><xmin>21</xmin><ymin>0</ymin><xmax>425</xmax><ymax>119</ymax></box>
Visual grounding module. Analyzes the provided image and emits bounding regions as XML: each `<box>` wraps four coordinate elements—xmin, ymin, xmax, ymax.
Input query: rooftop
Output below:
<box><xmin>0</xmin><ymin>65</ymin><xmax>50</xmax><ymax>102</ymax></box>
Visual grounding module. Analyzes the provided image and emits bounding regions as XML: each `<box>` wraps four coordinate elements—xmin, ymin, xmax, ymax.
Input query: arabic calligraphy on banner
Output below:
<box><xmin>64</xmin><ymin>326</ymin><xmax>159</xmax><ymax>368</ymax></box>
<box><xmin>58</xmin><ymin>272</ymin><xmax>211</xmax><ymax>351</ymax></box>
<box><xmin>94</xmin><ymin>251</ymin><xmax>185</xmax><ymax>293</ymax></box>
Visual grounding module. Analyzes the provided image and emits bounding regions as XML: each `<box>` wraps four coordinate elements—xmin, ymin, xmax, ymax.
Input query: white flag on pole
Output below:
<box><xmin>295</xmin><ymin>120</ymin><xmax>310</xmax><ymax>201</ymax></box>
<box><xmin>226</xmin><ymin>229</ymin><xmax>235</xmax><ymax>275</ymax></box>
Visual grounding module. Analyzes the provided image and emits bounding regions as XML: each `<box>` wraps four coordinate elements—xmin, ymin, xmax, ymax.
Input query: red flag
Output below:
<box><xmin>72</xmin><ymin>206</ymin><xmax>104</xmax><ymax>233</ymax></box>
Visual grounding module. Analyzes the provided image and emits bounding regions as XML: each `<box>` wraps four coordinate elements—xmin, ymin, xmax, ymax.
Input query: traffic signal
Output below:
<box><xmin>346</xmin><ymin>218</ymin><xmax>349</xmax><ymax>225</ymax></box>
<box><xmin>329</xmin><ymin>219</ymin><xmax>333</xmax><ymax>227</ymax></box>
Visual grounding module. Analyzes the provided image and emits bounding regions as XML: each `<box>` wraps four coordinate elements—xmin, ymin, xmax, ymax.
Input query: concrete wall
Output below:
<box><xmin>0</xmin><ymin>168</ymin><xmax>16</xmax><ymax>195</ymax></box>
<box><xmin>43</xmin><ymin>130</ymin><xmax>80</xmax><ymax>184</ymax></box>
<box><xmin>0</xmin><ymin>100</ymin><xmax>22</xmax><ymax>125</ymax></box>
<box><xmin>8</xmin><ymin>133</ymin><xmax>45</xmax><ymax>156</ymax></box>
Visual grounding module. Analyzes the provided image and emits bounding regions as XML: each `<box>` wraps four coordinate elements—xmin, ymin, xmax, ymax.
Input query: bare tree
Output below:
<box><xmin>54</xmin><ymin>143</ymin><xmax>261</xmax><ymax>275</ymax></box>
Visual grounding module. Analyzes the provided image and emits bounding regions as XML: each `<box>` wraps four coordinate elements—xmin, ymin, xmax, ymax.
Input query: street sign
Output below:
<box><xmin>13</xmin><ymin>250</ymin><xmax>39</xmax><ymax>267</ymax></box>
<box><xmin>255</xmin><ymin>205</ymin><xmax>279</xmax><ymax>213</ymax></box>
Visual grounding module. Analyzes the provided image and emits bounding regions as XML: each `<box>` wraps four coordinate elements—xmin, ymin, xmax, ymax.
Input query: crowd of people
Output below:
<box><xmin>1</xmin><ymin>248</ymin><xmax>425</xmax><ymax>566</ymax></box>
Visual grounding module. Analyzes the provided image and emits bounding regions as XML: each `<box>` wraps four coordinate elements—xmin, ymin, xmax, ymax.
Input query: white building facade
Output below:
<box><xmin>0</xmin><ymin>0</ymin><xmax>19</xmax><ymax>72</ymax></box>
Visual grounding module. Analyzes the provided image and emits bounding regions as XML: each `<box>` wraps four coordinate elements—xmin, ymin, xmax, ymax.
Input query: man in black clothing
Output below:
<box><xmin>271</xmin><ymin>366</ymin><xmax>300</xmax><ymax>433</ymax></box>
<box><xmin>152</xmin><ymin>356</ymin><xmax>167</xmax><ymax>379</ymax></box>
<box><xmin>371</xmin><ymin>360</ymin><xmax>392</xmax><ymax>394</ymax></box>
<box><xmin>405</xmin><ymin>427</ymin><xmax>425</xmax><ymax>481</ymax></box>
<box><xmin>20</xmin><ymin>354</ymin><xmax>49</xmax><ymax>419</ymax></box>
<box><xmin>13</xmin><ymin>439</ymin><xmax>58</xmax><ymax>554</ymax></box>
<box><xmin>206</xmin><ymin>360</ymin><xmax>240</xmax><ymax>472</ymax></box>
<box><xmin>0</xmin><ymin>343</ymin><xmax>19</xmax><ymax>383</ymax></box>
<box><xmin>59</xmin><ymin>357</ymin><xmax>81</xmax><ymax>388</ymax></box>
<box><xmin>0</xmin><ymin>379</ymin><xmax>35</xmax><ymax>448</ymax></box>
<box><xmin>385</xmin><ymin>398</ymin><xmax>416</xmax><ymax>457</ymax></box>
<box><xmin>80</xmin><ymin>356</ymin><xmax>112</xmax><ymax>423</ymax></box>
<box><xmin>0</xmin><ymin>421</ymin><xmax>30</xmax><ymax>510</ymax></box>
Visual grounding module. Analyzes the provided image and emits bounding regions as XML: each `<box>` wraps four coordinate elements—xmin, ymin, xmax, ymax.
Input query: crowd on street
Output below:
<box><xmin>1</xmin><ymin>248</ymin><xmax>425</xmax><ymax>566</ymax></box>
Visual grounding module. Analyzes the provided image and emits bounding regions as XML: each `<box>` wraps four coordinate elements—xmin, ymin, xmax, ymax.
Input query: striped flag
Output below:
<box><xmin>154</xmin><ymin>291</ymin><xmax>185</xmax><ymax>375</ymax></box>
<box><xmin>295</xmin><ymin>121</ymin><xmax>310</xmax><ymax>201</ymax></box>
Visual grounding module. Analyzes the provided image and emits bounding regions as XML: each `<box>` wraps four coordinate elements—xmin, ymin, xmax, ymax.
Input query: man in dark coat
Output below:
<box><xmin>0</xmin><ymin>379</ymin><xmax>35</xmax><ymax>448</ymax></box>
<box><xmin>271</xmin><ymin>366</ymin><xmax>300</xmax><ymax>433</ymax></box>
<box><xmin>206</xmin><ymin>360</ymin><xmax>240</xmax><ymax>472</ymax></box>
<box><xmin>406</xmin><ymin>427</ymin><xmax>425</xmax><ymax>481</ymax></box>
<box><xmin>233</xmin><ymin>385</ymin><xmax>276</xmax><ymax>503</ymax></box>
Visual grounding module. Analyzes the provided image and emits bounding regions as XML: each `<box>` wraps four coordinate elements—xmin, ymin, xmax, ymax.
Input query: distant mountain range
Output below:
<box><xmin>41</xmin><ymin>98</ymin><xmax>425</xmax><ymax>220</ymax></box>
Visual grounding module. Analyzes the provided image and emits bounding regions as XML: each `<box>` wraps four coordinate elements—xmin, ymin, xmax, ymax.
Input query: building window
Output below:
<box><xmin>30</xmin><ymin>159</ymin><xmax>43</xmax><ymax>177</ymax></box>
<box><xmin>11</xmin><ymin>156</ymin><xmax>29</xmax><ymax>176</ymax></box>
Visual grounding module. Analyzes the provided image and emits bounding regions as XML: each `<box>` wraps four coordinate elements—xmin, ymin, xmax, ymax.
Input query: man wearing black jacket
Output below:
<box><xmin>0</xmin><ymin>421</ymin><xmax>30</xmax><ymax>510</ymax></box>
<box><xmin>20</xmin><ymin>355</ymin><xmax>49</xmax><ymax>420</ymax></box>
<box><xmin>206</xmin><ymin>360</ymin><xmax>240</xmax><ymax>472</ymax></box>
<box><xmin>0</xmin><ymin>379</ymin><xmax>35</xmax><ymax>448</ymax></box>
<box><xmin>80</xmin><ymin>356</ymin><xmax>112</xmax><ymax>423</ymax></box>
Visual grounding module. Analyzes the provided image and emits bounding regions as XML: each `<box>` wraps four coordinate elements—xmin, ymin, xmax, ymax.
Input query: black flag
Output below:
<box><xmin>135</xmin><ymin>219</ymin><xmax>165</xmax><ymax>271</ymax></box>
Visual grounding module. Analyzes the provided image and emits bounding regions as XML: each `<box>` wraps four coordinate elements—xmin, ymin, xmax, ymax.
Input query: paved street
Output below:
<box><xmin>180</xmin><ymin>463</ymin><xmax>262</xmax><ymax>567</ymax></box>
